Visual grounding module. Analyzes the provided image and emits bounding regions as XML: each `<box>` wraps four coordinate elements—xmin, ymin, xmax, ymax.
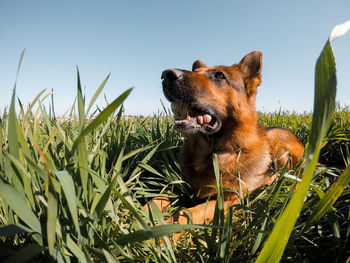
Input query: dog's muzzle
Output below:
<box><xmin>161</xmin><ymin>68</ymin><xmax>222</xmax><ymax>135</ymax></box>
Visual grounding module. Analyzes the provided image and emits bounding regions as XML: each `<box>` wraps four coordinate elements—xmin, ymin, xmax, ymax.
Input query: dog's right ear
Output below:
<box><xmin>238</xmin><ymin>51</ymin><xmax>263</xmax><ymax>100</ymax></box>
<box><xmin>192</xmin><ymin>60</ymin><xmax>207</xmax><ymax>72</ymax></box>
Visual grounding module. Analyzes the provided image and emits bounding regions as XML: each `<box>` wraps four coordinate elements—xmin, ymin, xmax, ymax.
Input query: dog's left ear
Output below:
<box><xmin>238</xmin><ymin>51</ymin><xmax>262</xmax><ymax>80</ymax></box>
<box><xmin>192</xmin><ymin>60</ymin><xmax>207</xmax><ymax>72</ymax></box>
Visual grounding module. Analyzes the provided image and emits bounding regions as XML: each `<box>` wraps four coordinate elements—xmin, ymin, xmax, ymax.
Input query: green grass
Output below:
<box><xmin>1</xmin><ymin>23</ymin><xmax>350</xmax><ymax>262</ymax></box>
<box><xmin>1</xmin><ymin>93</ymin><xmax>349</xmax><ymax>263</ymax></box>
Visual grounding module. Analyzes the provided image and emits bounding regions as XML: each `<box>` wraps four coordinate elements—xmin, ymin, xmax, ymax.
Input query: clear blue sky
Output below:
<box><xmin>1</xmin><ymin>1</ymin><xmax>349</xmax><ymax>116</ymax></box>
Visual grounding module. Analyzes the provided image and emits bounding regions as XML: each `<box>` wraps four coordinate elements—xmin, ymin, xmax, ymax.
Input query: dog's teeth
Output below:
<box><xmin>196</xmin><ymin>115</ymin><xmax>203</xmax><ymax>125</ymax></box>
<box><xmin>203</xmin><ymin>114</ymin><xmax>212</xmax><ymax>124</ymax></box>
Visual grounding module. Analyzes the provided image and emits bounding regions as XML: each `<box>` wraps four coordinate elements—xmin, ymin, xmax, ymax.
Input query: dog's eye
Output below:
<box><xmin>214</xmin><ymin>71</ymin><xmax>226</xmax><ymax>80</ymax></box>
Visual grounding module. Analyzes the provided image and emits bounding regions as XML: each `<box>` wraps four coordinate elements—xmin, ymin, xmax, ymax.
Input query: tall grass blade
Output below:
<box><xmin>306</xmin><ymin>164</ymin><xmax>350</xmax><ymax>226</ymax></box>
<box><xmin>115</xmin><ymin>176</ymin><xmax>149</xmax><ymax>230</ymax></box>
<box><xmin>47</xmin><ymin>175</ymin><xmax>58</xmax><ymax>255</ymax></box>
<box><xmin>15</xmin><ymin>48</ymin><xmax>25</xmax><ymax>81</ymax></box>
<box><xmin>75</xmin><ymin>69</ymin><xmax>89</xmax><ymax>199</ymax></box>
<box><xmin>8</xmin><ymin>86</ymin><xmax>19</xmax><ymax>160</ymax></box>
<box><xmin>121</xmin><ymin>144</ymin><xmax>154</xmax><ymax>161</ymax></box>
<box><xmin>129</xmin><ymin>143</ymin><xmax>160</xmax><ymax>178</ymax></box>
<box><xmin>8</xmin><ymin>94</ymin><xmax>37</xmax><ymax>209</ymax></box>
<box><xmin>77</xmin><ymin>68</ymin><xmax>86</xmax><ymax>131</ymax></box>
<box><xmin>103</xmin><ymin>249</ymin><xmax>119</xmax><ymax>263</ymax></box>
<box><xmin>71</xmin><ymin>88</ymin><xmax>132</xmax><ymax>154</ymax></box>
<box><xmin>137</xmin><ymin>162</ymin><xmax>163</xmax><ymax>177</ymax></box>
<box><xmin>87</xmin><ymin>73</ymin><xmax>110</xmax><ymax>116</ymax></box>
<box><xmin>66</xmin><ymin>235</ymin><xmax>88</xmax><ymax>263</ymax></box>
<box><xmin>256</xmin><ymin>20</ymin><xmax>350</xmax><ymax>263</ymax></box>
<box><xmin>22</xmin><ymin>89</ymin><xmax>46</xmax><ymax>127</ymax></box>
<box><xmin>94</xmin><ymin>176</ymin><xmax>117</xmax><ymax>218</ymax></box>
<box><xmin>148</xmin><ymin>201</ymin><xmax>176</xmax><ymax>262</ymax></box>
<box><xmin>213</xmin><ymin>154</ymin><xmax>224</xmax><ymax>210</ymax></box>
<box><xmin>77</xmin><ymin>139</ymin><xmax>89</xmax><ymax>201</ymax></box>
<box><xmin>55</xmin><ymin>171</ymin><xmax>81</xmax><ymax>237</ymax></box>
<box><xmin>213</xmin><ymin>153</ymin><xmax>229</xmax><ymax>261</ymax></box>
<box><xmin>0</xmin><ymin>181</ymin><xmax>42</xmax><ymax>237</ymax></box>
<box><xmin>50</xmin><ymin>89</ymin><xmax>55</xmax><ymax>119</ymax></box>
<box><xmin>6</xmin><ymin>88</ymin><xmax>25</xmax><ymax>199</ymax></box>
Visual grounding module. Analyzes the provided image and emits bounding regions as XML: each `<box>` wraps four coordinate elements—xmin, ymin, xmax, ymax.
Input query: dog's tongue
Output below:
<box><xmin>174</xmin><ymin>114</ymin><xmax>212</xmax><ymax>126</ymax></box>
<box><xmin>195</xmin><ymin>114</ymin><xmax>212</xmax><ymax>125</ymax></box>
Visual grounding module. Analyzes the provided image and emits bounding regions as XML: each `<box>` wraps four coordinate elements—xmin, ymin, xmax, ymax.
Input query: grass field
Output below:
<box><xmin>1</xmin><ymin>26</ymin><xmax>350</xmax><ymax>263</ymax></box>
<box><xmin>0</xmin><ymin>93</ymin><xmax>349</xmax><ymax>262</ymax></box>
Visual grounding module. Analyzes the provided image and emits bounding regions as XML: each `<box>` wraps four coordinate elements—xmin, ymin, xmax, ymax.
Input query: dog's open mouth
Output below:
<box><xmin>171</xmin><ymin>101</ymin><xmax>221</xmax><ymax>135</ymax></box>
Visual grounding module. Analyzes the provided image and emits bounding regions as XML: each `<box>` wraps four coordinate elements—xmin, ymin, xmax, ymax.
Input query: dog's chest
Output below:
<box><xmin>181</xmin><ymin>148</ymin><xmax>240</xmax><ymax>198</ymax></box>
<box><xmin>181</xmin><ymin>140</ymin><xmax>272</xmax><ymax>199</ymax></box>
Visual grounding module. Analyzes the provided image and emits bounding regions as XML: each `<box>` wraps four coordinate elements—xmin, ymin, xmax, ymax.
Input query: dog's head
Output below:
<box><xmin>162</xmin><ymin>51</ymin><xmax>262</xmax><ymax>135</ymax></box>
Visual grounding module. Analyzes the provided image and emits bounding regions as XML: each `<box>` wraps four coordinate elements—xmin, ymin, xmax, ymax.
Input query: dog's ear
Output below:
<box><xmin>192</xmin><ymin>60</ymin><xmax>207</xmax><ymax>72</ymax></box>
<box><xmin>238</xmin><ymin>51</ymin><xmax>262</xmax><ymax>79</ymax></box>
<box><xmin>238</xmin><ymin>51</ymin><xmax>262</xmax><ymax>99</ymax></box>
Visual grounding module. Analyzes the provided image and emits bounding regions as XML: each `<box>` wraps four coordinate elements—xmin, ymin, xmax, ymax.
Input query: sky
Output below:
<box><xmin>1</xmin><ymin>1</ymin><xmax>350</xmax><ymax>116</ymax></box>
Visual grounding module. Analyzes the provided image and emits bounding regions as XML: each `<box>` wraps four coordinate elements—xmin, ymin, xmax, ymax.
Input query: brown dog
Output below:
<box><xmin>153</xmin><ymin>51</ymin><xmax>304</xmax><ymax>235</ymax></box>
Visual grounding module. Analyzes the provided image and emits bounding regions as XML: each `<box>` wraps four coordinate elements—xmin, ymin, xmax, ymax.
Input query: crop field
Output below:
<box><xmin>1</xmin><ymin>28</ymin><xmax>350</xmax><ymax>263</ymax></box>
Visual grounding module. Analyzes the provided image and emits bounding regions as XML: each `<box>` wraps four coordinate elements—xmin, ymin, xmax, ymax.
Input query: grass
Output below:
<box><xmin>0</xmin><ymin>22</ymin><xmax>350</xmax><ymax>262</ymax></box>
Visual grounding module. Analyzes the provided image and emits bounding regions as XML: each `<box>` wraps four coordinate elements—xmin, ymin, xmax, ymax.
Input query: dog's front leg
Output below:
<box><xmin>166</xmin><ymin>198</ymin><xmax>239</xmax><ymax>243</ymax></box>
<box><xmin>143</xmin><ymin>196</ymin><xmax>171</xmax><ymax>213</ymax></box>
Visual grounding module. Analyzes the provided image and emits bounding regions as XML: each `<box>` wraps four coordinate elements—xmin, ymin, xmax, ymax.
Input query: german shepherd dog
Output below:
<box><xmin>153</xmin><ymin>51</ymin><xmax>304</xmax><ymax>236</ymax></box>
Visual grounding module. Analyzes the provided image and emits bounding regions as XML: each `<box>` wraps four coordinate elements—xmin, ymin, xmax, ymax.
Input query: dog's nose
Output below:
<box><xmin>161</xmin><ymin>69</ymin><xmax>183</xmax><ymax>81</ymax></box>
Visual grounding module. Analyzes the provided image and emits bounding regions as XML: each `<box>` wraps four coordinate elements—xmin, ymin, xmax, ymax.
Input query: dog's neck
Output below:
<box><xmin>211</xmin><ymin>109</ymin><xmax>262</xmax><ymax>154</ymax></box>
<box><xmin>184</xmin><ymin>116</ymin><xmax>262</xmax><ymax>158</ymax></box>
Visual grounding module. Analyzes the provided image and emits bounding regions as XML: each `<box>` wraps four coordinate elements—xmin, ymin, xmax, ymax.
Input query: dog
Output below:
<box><xmin>149</xmin><ymin>51</ymin><xmax>304</xmax><ymax>239</ymax></box>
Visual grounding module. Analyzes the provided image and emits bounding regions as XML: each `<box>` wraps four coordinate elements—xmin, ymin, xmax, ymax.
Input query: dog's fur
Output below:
<box><xmin>152</xmin><ymin>51</ymin><xmax>304</xmax><ymax>234</ymax></box>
